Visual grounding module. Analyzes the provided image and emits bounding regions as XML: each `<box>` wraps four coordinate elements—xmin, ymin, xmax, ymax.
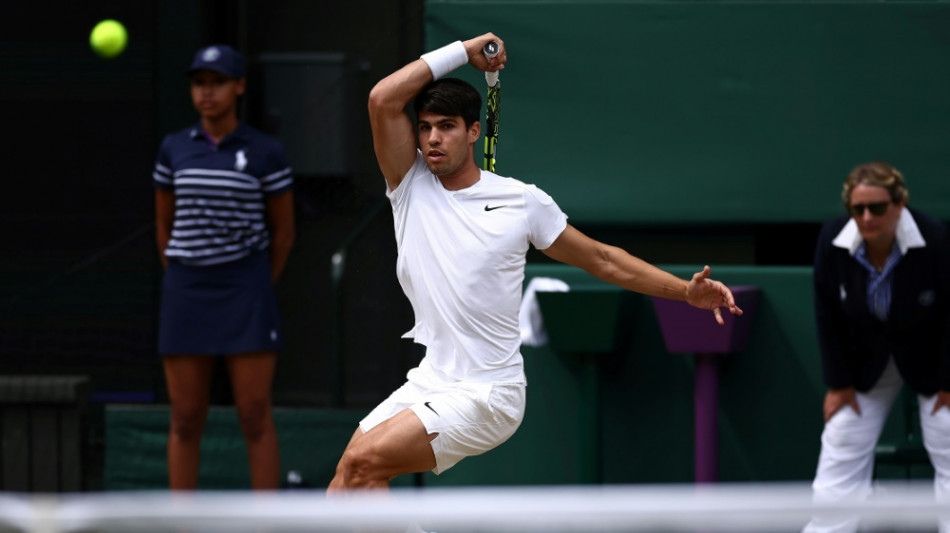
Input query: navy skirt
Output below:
<box><xmin>158</xmin><ymin>252</ymin><xmax>284</xmax><ymax>356</ymax></box>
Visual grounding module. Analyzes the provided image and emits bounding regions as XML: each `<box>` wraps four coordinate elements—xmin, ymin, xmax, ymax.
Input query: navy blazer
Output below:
<box><xmin>813</xmin><ymin>207</ymin><xmax>950</xmax><ymax>395</ymax></box>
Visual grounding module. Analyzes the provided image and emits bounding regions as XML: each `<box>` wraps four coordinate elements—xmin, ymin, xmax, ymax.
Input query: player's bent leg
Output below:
<box><xmin>327</xmin><ymin>428</ymin><xmax>365</xmax><ymax>494</ymax></box>
<box><xmin>331</xmin><ymin>408</ymin><xmax>437</xmax><ymax>491</ymax></box>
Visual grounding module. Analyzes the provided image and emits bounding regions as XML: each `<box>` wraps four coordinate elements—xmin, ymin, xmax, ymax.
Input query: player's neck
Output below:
<box><xmin>437</xmin><ymin>160</ymin><xmax>481</xmax><ymax>191</ymax></box>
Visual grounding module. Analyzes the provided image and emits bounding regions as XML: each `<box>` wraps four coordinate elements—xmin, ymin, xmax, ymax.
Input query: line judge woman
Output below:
<box><xmin>804</xmin><ymin>161</ymin><xmax>950</xmax><ymax>533</ymax></box>
<box><xmin>153</xmin><ymin>44</ymin><xmax>294</xmax><ymax>490</ymax></box>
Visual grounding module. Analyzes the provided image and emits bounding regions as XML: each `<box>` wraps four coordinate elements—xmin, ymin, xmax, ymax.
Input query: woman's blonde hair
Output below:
<box><xmin>841</xmin><ymin>161</ymin><xmax>909</xmax><ymax>207</ymax></box>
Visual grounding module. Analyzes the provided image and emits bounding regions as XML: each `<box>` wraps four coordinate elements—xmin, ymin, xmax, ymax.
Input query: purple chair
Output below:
<box><xmin>651</xmin><ymin>286</ymin><xmax>759</xmax><ymax>483</ymax></box>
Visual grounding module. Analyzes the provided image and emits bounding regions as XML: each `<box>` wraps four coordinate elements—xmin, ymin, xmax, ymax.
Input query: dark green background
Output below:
<box><xmin>427</xmin><ymin>1</ymin><xmax>950</xmax><ymax>224</ymax></box>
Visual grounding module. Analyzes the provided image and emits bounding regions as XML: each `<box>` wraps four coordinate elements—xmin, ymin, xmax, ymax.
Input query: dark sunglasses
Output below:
<box><xmin>848</xmin><ymin>201</ymin><xmax>891</xmax><ymax>217</ymax></box>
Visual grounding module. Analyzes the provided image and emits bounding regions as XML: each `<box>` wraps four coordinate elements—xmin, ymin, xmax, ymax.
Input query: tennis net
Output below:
<box><xmin>0</xmin><ymin>481</ymin><xmax>945</xmax><ymax>533</ymax></box>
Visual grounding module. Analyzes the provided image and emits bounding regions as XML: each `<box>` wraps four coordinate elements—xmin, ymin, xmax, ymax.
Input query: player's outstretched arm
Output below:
<box><xmin>543</xmin><ymin>225</ymin><xmax>742</xmax><ymax>324</ymax></box>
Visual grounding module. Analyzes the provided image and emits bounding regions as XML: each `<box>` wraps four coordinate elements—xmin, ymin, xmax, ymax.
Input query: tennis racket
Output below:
<box><xmin>482</xmin><ymin>41</ymin><xmax>501</xmax><ymax>172</ymax></box>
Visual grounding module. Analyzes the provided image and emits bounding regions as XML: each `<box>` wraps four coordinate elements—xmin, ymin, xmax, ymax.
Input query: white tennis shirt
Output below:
<box><xmin>388</xmin><ymin>151</ymin><xmax>568</xmax><ymax>383</ymax></box>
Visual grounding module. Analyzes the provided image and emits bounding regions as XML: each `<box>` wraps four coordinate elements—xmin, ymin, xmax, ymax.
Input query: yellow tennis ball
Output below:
<box><xmin>90</xmin><ymin>19</ymin><xmax>127</xmax><ymax>59</ymax></box>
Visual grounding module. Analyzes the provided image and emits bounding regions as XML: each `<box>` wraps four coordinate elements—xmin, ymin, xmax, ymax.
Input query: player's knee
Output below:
<box><xmin>337</xmin><ymin>446</ymin><xmax>385</xmax><ymax>488</ymax></box>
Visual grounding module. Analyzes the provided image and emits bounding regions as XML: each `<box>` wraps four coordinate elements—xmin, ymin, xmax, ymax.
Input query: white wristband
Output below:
<box><xmin>420</xmin><ymin>40</ymin><xmax>468</xmax><ymax>80</ymax></box>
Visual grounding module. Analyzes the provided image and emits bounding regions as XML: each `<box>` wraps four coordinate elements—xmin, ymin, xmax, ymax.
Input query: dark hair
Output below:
<box><xmin>413</xmin><ymin>78</ymin><xmax>481</xmax><ymax>129</ymax></box>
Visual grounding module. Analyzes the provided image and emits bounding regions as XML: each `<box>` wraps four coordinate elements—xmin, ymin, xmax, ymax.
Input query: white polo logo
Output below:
<box><xmin>235</xmin><ymin>150</ymin><xmax>247</xmax><ymax>171</ymax></box>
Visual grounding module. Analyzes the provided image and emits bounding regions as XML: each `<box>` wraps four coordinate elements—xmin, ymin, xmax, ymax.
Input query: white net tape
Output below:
<box><xmin>0</xmin><ymin>481</ymin><xmax>945</xmax><ymax>533</ymax></box>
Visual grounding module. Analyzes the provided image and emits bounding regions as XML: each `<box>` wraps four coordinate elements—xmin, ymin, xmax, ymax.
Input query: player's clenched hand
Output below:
<box><xmin>685</xmin><ymin>265</ymin><xmax>743</xmax><ymax>325</ymax></box>
<box><xmin>465</xmin><ymin>33</ymin><xmax>505</xmax><ymax>72</ymax></box>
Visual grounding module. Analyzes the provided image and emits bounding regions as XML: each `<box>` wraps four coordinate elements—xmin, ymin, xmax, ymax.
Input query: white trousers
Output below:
<box><xmin>803</xmin><ymin>358</ymin><xmax>950</xmax><ymax>533</ymax></box>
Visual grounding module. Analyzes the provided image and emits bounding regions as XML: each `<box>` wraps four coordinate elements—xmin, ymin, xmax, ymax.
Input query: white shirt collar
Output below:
<box><xmin>831</xmin><ymin>208</ymin><xmax>926</xmax><ymax>256</ymax></box>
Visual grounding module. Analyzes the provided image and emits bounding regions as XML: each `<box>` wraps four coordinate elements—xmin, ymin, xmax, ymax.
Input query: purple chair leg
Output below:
<box><xmin>694</xmin><ymin>352</ymin><xmax>719</xmax><ymax>483</ymax></box>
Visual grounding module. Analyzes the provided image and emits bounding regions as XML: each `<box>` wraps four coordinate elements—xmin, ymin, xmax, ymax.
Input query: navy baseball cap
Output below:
<box><xmin>186</xmin><ymin>44</ymin><xmax>245</xmax><ymax>79</ymax></box>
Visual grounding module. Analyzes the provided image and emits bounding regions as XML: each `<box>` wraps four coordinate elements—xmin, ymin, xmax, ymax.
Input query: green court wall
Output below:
<box><xmin>424</xmin><ymin>0</ymin><xmax>950</xmax><ymax>224</ymax></box>
<box><xmin>104</xmin><ymin>265</ymin><xmax>927</xmax><ymax>488</ymax></box>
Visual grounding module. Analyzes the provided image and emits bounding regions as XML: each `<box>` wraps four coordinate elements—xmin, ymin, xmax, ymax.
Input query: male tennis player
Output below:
<box><xmin>327</xmin><ymin>33</ymin><xmax>742</xmax><ymax>495</ymax></box>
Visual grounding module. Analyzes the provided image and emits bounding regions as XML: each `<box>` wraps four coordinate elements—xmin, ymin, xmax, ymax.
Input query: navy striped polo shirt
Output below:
<box><xmin>153</xmin><ymin>123</ymin><xmax>293</xmax><ymax>266</ymax></box>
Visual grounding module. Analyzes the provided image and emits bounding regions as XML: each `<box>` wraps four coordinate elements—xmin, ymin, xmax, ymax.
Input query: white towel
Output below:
<box><xmin>519</xmin><ymin>277</ymin><xmax>570</xmax><ymax>347</ymax></box>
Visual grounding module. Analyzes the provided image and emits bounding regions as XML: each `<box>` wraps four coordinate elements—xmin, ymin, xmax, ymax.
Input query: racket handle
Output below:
<box><xmin>483</xmin><ymin>41</ymin><xmax>500</xmax><ymax>87</ymax></box>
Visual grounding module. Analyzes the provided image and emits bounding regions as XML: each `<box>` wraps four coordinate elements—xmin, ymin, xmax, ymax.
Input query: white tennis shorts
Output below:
<box><xmin>359</xmin><ymin>365</ymin><xmax>526</xmax><ymax>475</ymax></box>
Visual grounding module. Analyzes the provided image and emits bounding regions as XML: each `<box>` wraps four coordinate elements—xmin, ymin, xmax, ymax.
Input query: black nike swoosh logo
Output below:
<box><xmin>484</xmin><ymin>204</ymin><xmax>507</xmax><ymax>211</ymax></box>
<box><xmin>424</xmin><ymin>402</ymin><xmax>439</xmax><ymax>415</ymax></box>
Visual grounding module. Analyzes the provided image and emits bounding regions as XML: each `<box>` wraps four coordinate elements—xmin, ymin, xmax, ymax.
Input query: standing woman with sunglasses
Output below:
<box><xmin>803</xmin><ymin>161</ymin><xmax>950</xmax><ymax>533</ymax></box>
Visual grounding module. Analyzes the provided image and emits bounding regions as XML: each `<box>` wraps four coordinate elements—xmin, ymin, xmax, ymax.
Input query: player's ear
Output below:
<box><xmin>468</xmin><ymin>120</ymin><xmax>481</xmax><ymax>143</ymax></box>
